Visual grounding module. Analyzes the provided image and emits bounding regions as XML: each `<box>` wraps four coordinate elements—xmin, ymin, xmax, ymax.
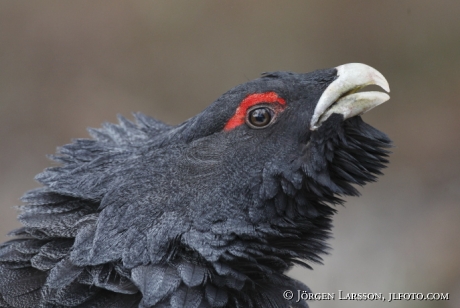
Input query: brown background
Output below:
<box><xmin>0</xmin><ymin>1</ymin><xmax>459</xmax><ymax>307</ymax></box>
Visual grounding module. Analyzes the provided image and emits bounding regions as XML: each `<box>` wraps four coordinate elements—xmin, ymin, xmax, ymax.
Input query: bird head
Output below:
<box><xmin>169</xmin><ymin>63</ymin><xmax>390</xmax><ymax>221</ymax></box>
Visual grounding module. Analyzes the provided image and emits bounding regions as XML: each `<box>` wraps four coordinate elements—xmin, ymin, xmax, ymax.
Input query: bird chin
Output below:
<box><xmin>310</xmin><ymin>63</ymin><xmax>390</xmax><ymax>130</ymax></box>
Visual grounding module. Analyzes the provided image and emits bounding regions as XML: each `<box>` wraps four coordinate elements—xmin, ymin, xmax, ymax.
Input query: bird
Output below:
<box><xmin>0</xmin><ymin>63</ymin><xmax>391</xmax><ymax>308</ymax></box>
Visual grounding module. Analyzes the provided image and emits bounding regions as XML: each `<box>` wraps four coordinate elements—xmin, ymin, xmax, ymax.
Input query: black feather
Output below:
<box><xmin>0</xmin><ymin>67</ymin><xmax>391</xmax><ymax>307</ymax></box>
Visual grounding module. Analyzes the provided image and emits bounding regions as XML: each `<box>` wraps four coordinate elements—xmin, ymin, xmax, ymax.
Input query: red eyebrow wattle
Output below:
<box><xmin>224</xmin><ymin>92</ymin><xmax>286</xmax><ymax>131</ymax></box>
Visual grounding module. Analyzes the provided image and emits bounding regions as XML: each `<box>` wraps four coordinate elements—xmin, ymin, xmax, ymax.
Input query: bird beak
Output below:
<box><xmin>310</xmin><ymin>63</ymin><xmax>390</xmax><ymax>130</ymax></box>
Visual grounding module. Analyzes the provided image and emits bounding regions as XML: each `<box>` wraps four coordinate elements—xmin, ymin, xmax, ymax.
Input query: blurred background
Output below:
<box><xmin>0</xmin><ymin>1</ymin><xmax>459</xmax><ymax>307</ymax></box>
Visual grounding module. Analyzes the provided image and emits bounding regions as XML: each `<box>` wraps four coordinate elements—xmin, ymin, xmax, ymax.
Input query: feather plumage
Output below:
<box><xmin>0</xmin><ymin>65</ymin><xmax>391</xmax><ymax>307</ymax></box>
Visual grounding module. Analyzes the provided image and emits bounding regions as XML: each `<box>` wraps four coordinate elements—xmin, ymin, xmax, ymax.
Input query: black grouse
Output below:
<box><xmin>0</xmin><ymin>63</ymin><xmax>391</xmax><ymax>308</ymax></box>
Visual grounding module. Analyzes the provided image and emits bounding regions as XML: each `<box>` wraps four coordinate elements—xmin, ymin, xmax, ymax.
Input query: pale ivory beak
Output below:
<box><xmin>310</xmin><ymin>63</ymin><xmax>390</xmax><ymax>130</ymax></box>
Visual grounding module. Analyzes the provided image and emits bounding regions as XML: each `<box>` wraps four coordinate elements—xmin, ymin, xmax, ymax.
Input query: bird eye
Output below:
<box><xmin>246</xmin><ymin>107</ymin><xmax>274</xmax><ymax>128</ymax></box>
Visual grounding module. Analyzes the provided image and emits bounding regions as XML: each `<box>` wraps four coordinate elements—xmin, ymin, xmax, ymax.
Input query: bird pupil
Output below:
<box><xmin>249</xmin><ymin>107</ymin><xmax>271</xmax><ymax>127</ymax></box>
<box><xmin>252</xmin><ymin>109</ymin><xmax>266</xmax><ymax>123</ymax></box>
